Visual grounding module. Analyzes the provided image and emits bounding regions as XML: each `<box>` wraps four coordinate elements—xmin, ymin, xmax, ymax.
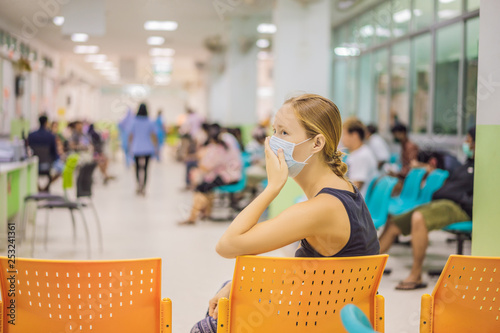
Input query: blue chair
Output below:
<box><xmin>341</xmin><ymin>304</ymin><xmax>378</xmax><ymax>333</ymax></box>
<box><xmin>367</xmin><ymin>176</ymin><xmax>398</xmax><ymax>229</ymax></box>
<box><xmin>389</xmin><ymin>169</ymin><xmax>449</xmax><ymax>215</ymax></box>
<box><xmin>442</xmin><ymin>221</ymin><xmax>473</xmax><ymax>255</ymax></box>
<box><xmin>364</xmin><ymin>176</ymin><xmax>380</xmax><ymax>207</ymax></box>
<box><xmin>388</xmin><ymin>168</ymin><xmax>427</xmax><ymax>216</ymax></box>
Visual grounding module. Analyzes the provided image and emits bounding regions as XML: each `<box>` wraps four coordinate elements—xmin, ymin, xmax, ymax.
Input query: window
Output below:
<box><xmin>410</xmin><ymin>34</ymin><xmax>432</xmax><ymax>134</ymax></box>
<box><xmin>390</xmin><ymin>40</ymin><xmax>411</xmax><ymax>128</ymax></box>
<box><xmin>434</xmin><ymin>23</ymin><xmax>463</xmax><ymax>135</ymax></box>
<box><xmin>438</xmin><ymin>0</ymin><xmax>463</xmax><ymax>22</ymax></box>
<box><xmin>333</xmin><ymin>60</ymin><xmax>347</xmax><ymax>116</ymax></box>
<box><xmin>373</xmin><ymin>2</ymin><xmax>392</xmax><ymax>45</ymax></box>
<box><xmin>356</xmin><ymin>11</ymin><xmax>374</xmax><ymax>50</ymax></box>
<box><xmin>463</xmin><ymin>17</ymin><xmax>479</xmax><ymax>133</ymax></box>
<box><xmin>392</xmin><ymin>0</ymin><xmax>411</xmax><ymax>38</ymax></box>
<box><xmin>358</xmin><ymin>53</ymin><xmax>373</xmax><ymax>124</ymax></box>
<box><xmin>413</xmin><ymin>0</ymin><xmax>434</xmax><ymax>31</ymax></box>
<box><xmin>373</xmin><ymin>48</ymin><xmax>390</xmax><ymax>134</ymax></box>
<box><xmin>467</xmin><ymin>0</ymin><xmax>480</xmax><ymax>11</ymax></box>
<box><xmin>345</xmin><ymin>58</ymin><xmax>359</xmax><ymax>117</ymax></box>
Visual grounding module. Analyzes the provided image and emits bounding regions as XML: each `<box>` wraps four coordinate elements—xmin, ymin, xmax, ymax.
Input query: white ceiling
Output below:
<box><xmin>0</xmin><ymin>0</ymin><xmax>379</xmax><ymax>84</ymax></box>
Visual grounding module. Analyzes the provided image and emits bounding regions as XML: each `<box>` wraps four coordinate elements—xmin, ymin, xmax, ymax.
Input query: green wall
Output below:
<box><xmin>471</xmin><ymin>125</ymin><xmax>500</xmax><ymax>256</ymax></box>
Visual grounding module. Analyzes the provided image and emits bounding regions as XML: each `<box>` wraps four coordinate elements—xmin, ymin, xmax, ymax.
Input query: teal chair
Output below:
<box><xmin>389</xmin><ymin>169</ymin><xmax>449</xmax><ymax>215</ymax></box>
<box><xmin>388</xmin><ymin>168</ymin><xmax>427</xmax><ymax>216</ymax></box>
<box><xmin>364</xmin><ymin>176</ymin><xmax>380</xmax><ymax>207</ymax></box>
<box><xmin>442</xmin><ymin>220</ymin><xmax>472</xmax><ymax>255</ymax></box>
<box><xmin>341</xmin><ymin>304</ymin><xmax>378</xmax><ymax>333</ymax></box>
<box><xmin>367</xmin><ymin>176</ymin><xmax>398</xmax><ymax>229</ymax></box>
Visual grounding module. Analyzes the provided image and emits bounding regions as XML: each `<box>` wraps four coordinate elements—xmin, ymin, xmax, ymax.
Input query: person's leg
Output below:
<box><xmin>379</xmin><ymin>218</ymin><xmax>403</xmax><ymax>254</ymax></box>
<box><xmin>134</xmin><ymin>156</ymin><xmax>140</xmax><ymax>184</ymax></box>
<box><xmin>142</xmin><ymin>155</ymin><xmax>150</xmax><ymax>186</ymax></box>
<box><xmin>403</xmin><ymin>211</ymin><xmax>428</xmax><ymax>284</ymax></box>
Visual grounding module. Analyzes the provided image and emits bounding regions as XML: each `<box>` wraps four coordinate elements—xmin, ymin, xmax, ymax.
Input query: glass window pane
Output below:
<box><xmin>392</xmin><ymin>0</ymin><xmax>411</xmax><ymax>38</ymax></box>
<box><xmin>413</xmin><ymin>0</ymin><xmax>434</xmax><ymax>31</ymax></box>
<box><xmin>333</xmin><ymin>59</ymin><xmax>347</xmax><ymax>116</ymax></box>
<box><xmin>358</xmin><ymin>53</ymin><xmax>373</xmax><ymax>124</ymax></box>
<box><xmin>391</xmin><ymin>40</ymin><xmax>411</xmax><ymax>128</ymax></box>
<box><xmin>345</xmin><ymin>57</ymin><xmax>359</xmax><ymax>117</ymax></box>
<box><xmin>467</xmin><ymin>0</ymin><xmax>480</xmax><ymax>11</ymax></box>
<box><xmin>410</xmin><ymin>33</ymin><xmax>432</xmax><ymax>134</ymax></box>
<box><xmin>373</xmin><ymin>2</ymin><xmax>392</xmax><ymax>45</ymax></box>
<box><xmin>438</xmin><ymin>0</ymin><xmax>463</xmax><ymax>22</ymax></box>
<box><xmin>356</xmin><ymin>11</ymin><xmax>374</xmax><ymax>50</ymax></box>
<box><xmin>373</xmin><ymin>48</ymin><xmax>390</xmax><ymax>134</ymax></box>
<box><xmin>434</xmin><ymin>23</ymin><xmax>463</xmax><ymax>135</ymax></box>
<box><xmin>463</xmin><ymin>17</ymin><xmax>479</xmax><ymax>133</ymax></box>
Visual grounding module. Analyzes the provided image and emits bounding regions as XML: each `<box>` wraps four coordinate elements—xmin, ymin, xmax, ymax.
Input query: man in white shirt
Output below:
<box><xmin>366</xmin><ymin>124</ymin><xmax>391</xmax><ymax>169</ymax></box>
<box><xmin>341</xmin><ymin>118</ymin><xmax>378</xmax><ymax>197</ymax></box>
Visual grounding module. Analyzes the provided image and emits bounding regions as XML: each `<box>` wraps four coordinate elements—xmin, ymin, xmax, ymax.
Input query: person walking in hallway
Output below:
<box><xmin>129</xmin><ymin>103</ymin><xmax>158</xmax><ymax>196</ymax></box>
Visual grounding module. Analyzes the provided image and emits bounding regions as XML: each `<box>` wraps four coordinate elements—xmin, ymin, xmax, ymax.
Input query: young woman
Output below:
<box><xmin>190</xmin><ymin>94</ymin><xmax>379</xmax><ymax>333</ymax></box>
<box><xmin>129</xmin><ymin>103</ymin><xmax>158</xmax><ymax>196</ymax></box>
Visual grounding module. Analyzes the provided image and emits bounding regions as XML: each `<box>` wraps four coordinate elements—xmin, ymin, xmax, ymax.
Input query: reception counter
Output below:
<box><xmin>0</xmin><ymin>158</ymin><xmax>38</xmax><ymax>249</ymax></box>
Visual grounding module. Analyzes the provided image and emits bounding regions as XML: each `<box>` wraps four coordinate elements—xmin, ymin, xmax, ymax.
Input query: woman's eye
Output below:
<box><xmin>272</xmin><ymin>129</ymin><xmax>276</xmax><ymax>134</ymax></box>
<box><xmin>282</xmin><ymin>131</ymin><xmax>288</xmax><ymax>135</ymax></box>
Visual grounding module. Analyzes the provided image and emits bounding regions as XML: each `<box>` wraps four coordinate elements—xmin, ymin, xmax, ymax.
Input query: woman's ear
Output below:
<box><xmin>312</xmin><ymin>134</ymin><xmax>326</xmax><ymax>153</ymax></box>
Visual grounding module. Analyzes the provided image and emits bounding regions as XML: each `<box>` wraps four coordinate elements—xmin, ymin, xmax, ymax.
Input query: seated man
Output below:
<box><xmin>341</xmin><ymin>117</ymin><xmax>378</xmax><ymax>197</ymax></box>
<box><xmin>379</xmin><ymin>127</ymin><xmax>476</xmax><ymax>290</ymax></box>
<box><xmin>366</xmin><ymin>124</ymin><xmax>391</xmax><ymax>170</ymax></box>
<box><xmin>28</xmin><ymin>115</ymin><xmax>61</xmax><ymax>192</ymax></box>
<box><xmin>390</xmin><ymin>123</ymin><xmax>419</xmax><ymax>179</ymax></box>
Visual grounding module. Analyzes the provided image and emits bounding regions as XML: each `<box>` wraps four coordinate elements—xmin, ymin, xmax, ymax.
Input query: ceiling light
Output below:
<box><xmin>334</xmin><ymin>47</ymin><xmax>360</xmax><ymax>57</ymax></box>
<box><xmin>149</xmin><ymin>48</ymin><xmax>175</xmax><ymax>57</ymax></box>
<box><xmin>439</xmin><ymin>0</ymin><xmax>456</xmax><ymax>3</ymax></box>
<box><xmin>73</xmin><ymin>45</ymin><xmax>99</xmax><ymax>54</ymax></box>
<box><xmin>85</xmin><ymin>54</ymin><xmax>107</xmax><ymax>63</ymax></box>
<box><xmin>144</xmin><ymin>21</ymin><xmax>178</xmax><ymax>31</ymax></box>
<box><xmin>256</xmin><ymin>39</ymin><xmax>270</xmax><ymax>49</ymax></box>
<box><xmin>438</xmin><ymin>9</ymin><xmax>459</xmax><ymax>19</ymax></box>
<box><xmin>257</xmin><ymin>23</ymin><xmax>277</xmax><ymax>34</ymax></box>
<box><xmin>53</xmin><ymin>16</ymin><xmax>65</xmax><ymax>26</ymax></box>
<box><xmin>147</xmin><ymin>36</ymin><xmax>165</xmax><ymax>45</ymax></box>
<box><xmin>71</xmin><ymin>33</ymin><xmax>89</xmax><ymax>42</ymax></box>
<box><xmin>93</xmin><ymin>62</ymin><xmax>115</xmax><ymax>70</ymax></box>
<box><xmin>393</xmin><ymin>9</ymin><xmax>411</xmax><ymax>23</ymax></box>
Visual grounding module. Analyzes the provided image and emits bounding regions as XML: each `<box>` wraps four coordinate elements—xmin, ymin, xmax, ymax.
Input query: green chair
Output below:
<box><xmin>388</xmin><ymin>168</ymin><xmax>427</xmax><ymax>216</ymax></box>
<box><xmin>367</xmin><ymin>176</ymin><xmax>398</xmax><ymax>229</ymax></box>
<box><xmin>341</xmin><ymin>304</ymin><xmax>378</xmax><ymax>333</ymax></box>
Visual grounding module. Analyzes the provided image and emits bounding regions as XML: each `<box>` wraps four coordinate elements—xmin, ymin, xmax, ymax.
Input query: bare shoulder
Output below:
<box><xmin>306</xmin><ymin>192</ymin><xmax>349</xmax><ymax>227</ymax></box>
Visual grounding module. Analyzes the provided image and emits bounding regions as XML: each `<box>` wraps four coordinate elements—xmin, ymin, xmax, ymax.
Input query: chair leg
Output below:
<box><xmin>89</xmin><ymin>199</ymin><xmax>103</xmax><ymax>253</ymax></box>
<box><xmin>20</xmin><ymin>201</ymin><xmax>28</xmax><ymax>244</ymax></box>
<box><xmin>69</xmin><ymin>209</ymin><xmax>77</xmax><ymax>242</ymax></box>
<box><xmin>457</xmin><ymin>234</ymin><xmax>465</xmax><ymax>255</ymax></box>
<box><xmin>44</xmin><ymin>208</ymin><xmax>50</xmax><ymax>252</ymax></box>
<box><xmin>77</xmin><ymin>208</ymin><xmax>92</xmax><ymax>259</ymax></box>
<box><xmin>31</xmin><ymin>207</ymin><xmax>40</xmax><ymax>257</ymax></box>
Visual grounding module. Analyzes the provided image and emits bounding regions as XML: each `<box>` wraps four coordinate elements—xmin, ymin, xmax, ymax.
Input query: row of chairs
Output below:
<box><xmin>365</xmin><ymin>169</ymin><xmax>473</xmax><ymax>254</ymax></box>
<box><xmin>1</xmin><ymin>254</ymin><xmax>498</xmax><ymax>332</ymax></box>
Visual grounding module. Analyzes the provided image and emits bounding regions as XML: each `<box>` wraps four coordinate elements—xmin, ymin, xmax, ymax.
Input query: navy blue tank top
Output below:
<box><xmin>295</xmin><ymin>186</ymin><xmax>380</xmax><ymax>258</ymax></box>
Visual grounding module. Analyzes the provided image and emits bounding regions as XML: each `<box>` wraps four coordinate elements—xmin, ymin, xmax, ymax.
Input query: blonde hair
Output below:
<box><xmin>284</xmin><ymin>94</ymin><xmax>348</xmax><ymax>180</ymax></box>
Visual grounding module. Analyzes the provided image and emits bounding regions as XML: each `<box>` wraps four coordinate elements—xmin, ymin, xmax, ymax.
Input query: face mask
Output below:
<box><xmin>269</xmin><ymin>136</ymin><xmax>314</xmax><ymax>178</ymax></box>
<box><xmin>462</xmin><ymin>142</ymin><xmax>474</xmax><ymax>159</ymax></box>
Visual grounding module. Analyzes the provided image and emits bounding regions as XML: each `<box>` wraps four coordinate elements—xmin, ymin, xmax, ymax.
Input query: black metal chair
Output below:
<box><xmin>31</xmin><ymin>162</ymin><xmax>103</xmax><ymax>258</ymax></box>
<box><xmin>30</xmin><ymin>145</ymin><xmax>55</xmax><ymax>192</ymax></box>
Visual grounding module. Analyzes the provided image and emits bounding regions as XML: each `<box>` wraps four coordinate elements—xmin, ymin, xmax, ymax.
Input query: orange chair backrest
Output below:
<box><xmin>228</xmin><ymin>255</ymin><xmax>388</xmax><ymax>332</ymax></box>
<box><xmin>429</xmin><ymin>255</ymin><xmax>500</xmax><ymax>332</ymax></box>
<box><xmin>0</xmin><ymin>257</ymin><xmax>162</xmax><ymax>333</ymax></box>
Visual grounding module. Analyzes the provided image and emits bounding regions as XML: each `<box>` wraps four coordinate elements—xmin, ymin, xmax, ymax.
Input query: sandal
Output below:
<box><xmin>395</xmin><ymin>281</ymin><xmax>428</xmax><ymax>290</ymax></box>
<box><xmin>178</xmin><ymin>220</ymin><xmax>196</xmax><ymax>226</ymax></box>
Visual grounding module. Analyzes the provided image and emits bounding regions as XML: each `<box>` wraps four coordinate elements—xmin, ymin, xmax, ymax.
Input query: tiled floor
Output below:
<box><xmin>17</xmin><ymin>147</ymin><xmax>470</xmax><ymax>332</ymax></box>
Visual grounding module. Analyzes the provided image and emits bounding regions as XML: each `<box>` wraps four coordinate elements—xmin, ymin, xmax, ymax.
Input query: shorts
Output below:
<box><xmin>392</xmin><ymin>199</ymin><xmax>471</xmax><ymax>236</ymax></box>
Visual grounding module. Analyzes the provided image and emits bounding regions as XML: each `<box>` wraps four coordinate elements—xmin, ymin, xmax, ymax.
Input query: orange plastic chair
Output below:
<box><xmin>420</xmin><ymin>255</ymin><xmax>500</xmax><ymax>333</ymax></box>
<box><xmin>0</xmin><ymin>257</ymin><xmax>171</xmax><ymax>333</ymax></box>
<box><xmin>217</xmin><ymin>255</ymin><xmax>388</xmax><ymax>333</ymax></box>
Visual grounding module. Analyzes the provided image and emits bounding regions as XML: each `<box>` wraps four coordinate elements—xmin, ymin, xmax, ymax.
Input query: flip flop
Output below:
<box><xmin>395</xmin><ymin>281</ymin><xmax>428</xmax><ymax>290</ymax></box>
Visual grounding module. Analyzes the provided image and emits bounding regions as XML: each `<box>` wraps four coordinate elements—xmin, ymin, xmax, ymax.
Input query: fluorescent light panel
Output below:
<box><xmin>71</xmin><ymin>33</ymin><xmax>89</xmax><ymax>42</ymax></box>
<box><xmin>53</xmin><ymin>16</ymin><xmax>65</xmax><ymax>26</ymax></box>
<box><xmin>147</xmin><ymin>36</ymin><xmax>165</xmax><ymax>45</ymax></box>
<box><xmin>149</xmin><ymin>48</ymin><xmax>175</xmax><ymax>57</ymax></box>
<box><xmin>74</xmin><ymin>45</ymin><xmax>99</xmax><ymax>54</ymax></box>
<box><xmin>144</xmin><ymin>21</ymin><xmax>178</xmax><ymax>31</ymax></box>
<box><xmin>85</xmin><ymin>54</ymin><xmax>107</xmax><ymax>63</ymax></box>
<box><xmin>256</xmin><ymin>39</ymin><xmax>270</xmax><ymax>48</ymax></box>
<box><xmin>257</xmin><ymin>23</ymin><xmax>277</xmax><ymax>34</ymax></box>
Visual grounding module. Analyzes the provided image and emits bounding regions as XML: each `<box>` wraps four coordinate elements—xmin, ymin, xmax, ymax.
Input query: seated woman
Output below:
<box><xmin>180</xmin><ymin>124</ymin><xmax>242</xmax><ymax>225</ymax></box>
<box><xmin>190</xmin><ymin>94</ymin><xmax>380</xmax><ymax>333</ymax></box>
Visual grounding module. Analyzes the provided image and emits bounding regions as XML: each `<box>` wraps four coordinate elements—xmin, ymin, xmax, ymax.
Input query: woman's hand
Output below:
<box><xmin>208</xmin><ymin>281</ymin><xmax>232</xmax><ymax>319</ymax></box>
<box><xmin>264</xmin><ymin>137</ymin><xmax>288</xmax><ymax>191</ymax></box>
